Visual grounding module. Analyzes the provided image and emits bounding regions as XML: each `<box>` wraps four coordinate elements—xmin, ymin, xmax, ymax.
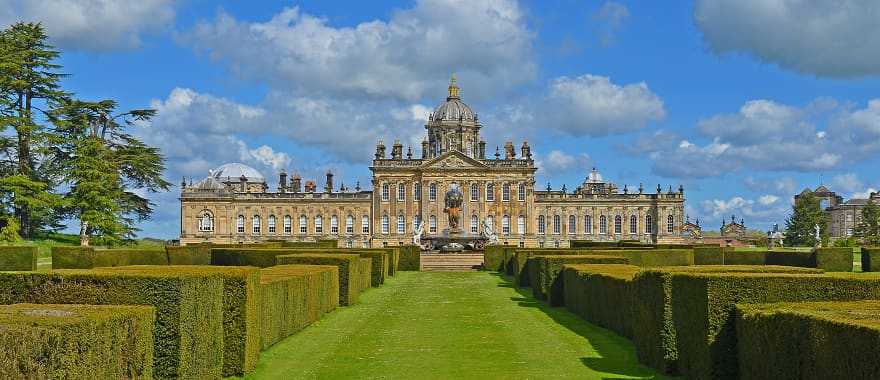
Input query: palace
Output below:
<box><xmin>179</xmin><ymin>77</ymin><xmax>686</xmax><ymax>248</ymax></box>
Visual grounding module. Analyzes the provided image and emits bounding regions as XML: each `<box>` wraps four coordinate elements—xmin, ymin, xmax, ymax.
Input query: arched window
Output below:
<box><xmin>198</xmin><ymin>210</ymin><xmax>214</xmax><ymax>232</ymax></box>
<box><xmin>667</xmin><ymin>215</ymin><xmax>674</xmax><ymax>233</ymax></box>
<box><xmin>486</xmin><ymin>183</ymin><xmax>495</xmax><ymax>201</ymax></box>
<box><xmin>518</xmin><ymin>183</ymin><xmax>526</xmax><ymax>202</ymax></box>
<box><xmin>585</xmin><ymin>215</ymin><xmax>592</xmax><ymax>235</ymax></box>
<box><xmin>502</xmin><ymin>184</ymin><xmax>510</xmax><ymax>201</ymax></box>
<box><xmin>630</xmin><ymin>215</ymin><xmax>638</xmax><ymax>234</ymax></box>
<box><xmin>429</xmin><ymin>183</ymin><xmax>437</xmax><ymax>201</ymax></box>
<box><xmin>397</xmin><ymin>214</ymin><xmax>405</xmax><ymax>234</ymax></box>
<box><xmin>429</xmin><ymin>215</ymin><xmax>437</xmax><ymax>233</ymax></box>
<box><xmin>553</xmin><ymin>215</ymin><xmax>561</xmax><ymax>235</ymax></box>
<box><xmin>614</xmin><ymin>215</ymin><xmax>622</xmax><ymax>234</ymax></box>
<box><xmin>470</xmin><ymin>183</ymin><xmax>479</xmax><ymax>201</ymax></box>
<box><xmin>381</xmin><ymin>183</ymin><xmax>389</xmax><ymax>201</ymax></box>
<box><xmin>645</xmin><ymin>215</ymin><xmax>653</xmax><ymax>234</ymax></box>
<box><xmin>362</xmin><ymin>215</ymin><xmax>370</xmax><ymax>234</ymax></box>
<box><xmin>252</xmin><ymin>215</ymin><xmax>261</xmax><ymax>234</ymax></box>
<box><xmin>346</xmin><ymin>215</ymin><xmax>354</xmax><ymax>234</ymax></box>
<box><xmin>330</xmin><ymin>215</ymin><xmax>339</xmax><ymax>234</ymax></box>
<box><xmin>414</xmin><ymin>214</ymin><xmax>421</xmax><ymax>231</ymax></box>
<box><xmin>538</xmin><ymin>215</ymin><xmax>546</xmax><ymax>235</ymax></box>
<box><xmin>568</xmin><ymin>215</ymin><xmax>576</xmax><ymax>234</ymax></box>
<box><xmin>236</xmin><ymin>215</ymin><xmax>244</xmax><ymax>233</ymax></box>
<box><xmin>517</xmin><ymin>215</ymin><xmax>525</xmax><ymax>234</ymax></box>
<box><xmin>471</xmin><ymin>215</ymin><xmax>479</xmax><ymax>234</ymax></box>
<box><xmin>299</xmin><ymin>215</ymin><xmax>307</xmax><ymax>234</ymax></box>
<box><xmin>414</xmin><ymin>183</ymin><xmax>421</xmax><ymax>200</ymax></box>
<box><xmin>268</xmin><ymin>215</ymin><xmax>276</xmax><ymax>234</ymax></box>
<box><xmin>381</xmin><ymin>215</ymin><xmax>389</xmax><ymax>234</ymax></box>
<box><xmin>283</xmin><ymin>215</ymin><xmax>292</xmax><ymax>234</ymax></box>
<box><xmin>502</xmin><ymin>215</ymin><xmax>510</xmax><ymax>234</ymax></box>
<box><xmin>599</xmin><ymin>215</ymin><xmax>607</xmax><ymax>234</ymax></box>
<box><xmin>314</xmin><ymin>215</ymin><xmax>323</xmax><ymax>234</ymax></box>
<box><xmin>397</xmin><ymin>183</ymin><xmax>405</xmax><ymax>201</ymax></box>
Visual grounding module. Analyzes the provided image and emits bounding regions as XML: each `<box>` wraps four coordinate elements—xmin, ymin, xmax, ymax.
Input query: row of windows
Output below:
<box><xmin>224</xmin><ymin>214</ymin><xmax>371</xmax><ymax>235</ymax></box>
<box><xmin>380</xmin><ymin>182</ymin><xmax>528</xmax><ymax>202</ymax></box>
<box><xmin>535</xmin><ymin>214</ymin><xmax>675</xmax><ymax>235</ymax></box>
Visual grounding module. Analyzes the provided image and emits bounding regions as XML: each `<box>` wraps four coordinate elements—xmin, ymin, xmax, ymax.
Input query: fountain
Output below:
<box><xmin>418</xmin><ymin>183</ymin><xmax>489</xmax><ymax>252</ymax></box>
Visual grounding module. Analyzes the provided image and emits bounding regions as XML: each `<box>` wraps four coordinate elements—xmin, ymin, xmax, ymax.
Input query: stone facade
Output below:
<box><xmin>179</xmin><ymin>78</ymin><xmax>686</xmax><ymax>247</ymax></box>
<box><xmin>795</xmin><ymin>186</ymin><xmax>880</xmax><ymax>240</ymax></box>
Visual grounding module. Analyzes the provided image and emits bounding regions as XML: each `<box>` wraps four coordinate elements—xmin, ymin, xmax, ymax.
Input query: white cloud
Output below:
<box><xmin>183</xmin><ymin>1</ymin><xmax>536</xmax><ymax>101</ymax></box>
<box><xmin>831</xmin><ymin>173</ymin><xmax>864</xmax><ymax>193</ymax></box>
<box><xmin>592</xmin><ymin>1</ymin><xmax>630</xmax><ymax>46</ymax></box>
<box><xmin>540</xmin><ymin>74</ymin><xmax>665</xmax><ymax>137</ymax></box>
<box><xmin>694</xmin><ymin>0</ymin><xmax>880</xmax><ymax>78</ymax></box>
<box><xmin>534</xmin><ymin>150</ymin><xmax>591</xmax><ymax>177</ymax></box>
<box><xmin>758</xmin><ymin>195</ymin><xmax>779</xmax><ymax>205</ymax></box>
<box><xmin>743</xmin><ymin>176</ymin><xmax>798</xmax><ymax>196</ymax></box>
<box><xmin>0</xmin><ymin>0</ymin><xmax>177</xmax><ymax>51</ymax></box>
<box><xmin>698</xmin><ymin>195</ymin><xmax>790</xmax><ymax>229</ymax></box>
<box><xmin>852</xmin><ymin>188</ymin><xmax>878</xmax><ymax>200</ymax></box>
<box><xmin>247</xmin><ymin>145</ymin><xmax>291</xmax><ymax>172</ymax></box>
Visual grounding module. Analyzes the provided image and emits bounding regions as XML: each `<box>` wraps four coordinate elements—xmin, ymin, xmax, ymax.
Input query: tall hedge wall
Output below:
<box><xmin>357</xmin><ymin>258</ymin><xmax>372</xmax><ymax>290</ymax></box>
<box><xmin>397</xmin><ymin>245</ymin><xmax>420</xmax><ymax>271</ymax></box>
<box><xmin>670</xmin><ymin>272</ymin><xmax>880</xmax><ymax>380</ymax></box>
<box><xmin>215</xmin><ymin>248</ymin><xmax>388</xmax><ymax>286</ymax></box>
<box><xmin>0</xmin><ymin>246</ymin><xmax>37</xmax><ymax>271</ymax></box>
<box><xmin>736</xmin><ymin>300</ymin><xmax>880</xmax><ymax>380</ymax></box>
<box><xmin>512</xmin><ymin>248</ymin><xmax>694</xmax><ymax>287</ymax></box>
<box><xmin>569</xmin><ymin>241</ymin><xmax>621</xmax><ymax>248</ymax></box>
<box><xmin>51</xmin><ymin>247</ymin><xmax>169</xmax><ymax>269</ymax></box>
<box><xmin>862</xmin><ymin>247</ymin><xmax>880</xmax><ymax>272</ymax></box>
<box><xmin>97</xmin><ymin>265</ymin><xmax>261</xmax><ymax>377</ymax></box>
<box><xmin>0</xmin><ymin>269</ymin><xmax>224</xmax><ymax>379</ymax></box>
<box><xmin>562</xmin><ymin>264</ymin><xmax>640</xmax><ymax>339</ymax></box>
<box><xmin>529</xmin><ymin>255</ymin><xmax>628</xmax><ymax>305</ymax></box>
<box><xmin>259</xmin><ymin>265</ymin><xmax>339</xmax><ymax>350</ymax></box>
<box><xmin>167</xmin><ymin>244</ymin><xmax>211</xmax><ymax>265</ymax></box>
<box><xmin>483</xmin><ymin>245</ymin><xmax>506</xmax><ymax>272</ymax></box>
<box><xmin>0</xmin><ymin>303</ymin><xmax>155</xmax><ymax>379</ymax></box>
<box><xmin>813</xmin><ymin>247</ymin><xmax>853</xmax><ymax>272</ymax></box>
<box><xmin>693</xmin><ymin>246</ymin><xmax>725</xmax><ymax>265</ymax></box>
<box><xmin>632</xmin><ymin>265</ymin><xmax>824</xmax><ymax>375</ymax></box>
<box><xmin>276</xmin><ymin>254</ymin><xmax>363</xmax><ymax>306</ymax></box>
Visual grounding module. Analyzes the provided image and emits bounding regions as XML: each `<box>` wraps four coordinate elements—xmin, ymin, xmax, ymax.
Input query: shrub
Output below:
<box><xmin>97</xmin><ymin>265</ymin><xmax>261</xmax><ymax>377</ymax></box>
<box><xmin>0</xmin><ymin>269</ymin><xmax>224</xmax><ymax>379</ymax></box>
<box><xmin>483</xmin><ymin>245</ymin><xmax>505</xmax><ymax>271</ymax></box>
<box><xmin>0</xmin><ymin>303</ymin><xmax>155</xmax><ymax>379</ymax></box>
<box><xmin>51</xmin><ymin>247</ymin><xmax>168</xmax><ymax>269</ymax></box>
<box><xmin>862</xmin><ymin>247</ymin><xmax>880</xmax><ymax>272</ymax></box>
<box><xmin>693</xmin><ymin>246</ymin><xmax>724</xmax><ymax>265</ymax></box>
<box><xmin>736</xmin><ymin>300</ymin><xmax>880</xmax><ymax>380</ymax></box>
<box><xmin>813</xmin><ymin>247</ymin><xmax>853</xmax><ymax>272</ymax></box>
<box><xmin>276</xmin><ymin>254</ymin><xmax>363</xmax><ymax>306</ymax></box>
<box><xmin>259</xmin><ymin>265</ymin><xmax>339</xmax><ymax>350</ymax></box>
<box><xmin>632</xmin><ymin>265</ymin><xmax>824</xmax><ymax>375</ymax></box>
<box><xmin>563</xmin><ymin>264</ymin><xmax>640</xmax><ymax>339</ymax></box>
<box><xmin>670</xmin><ymin>272</ymin><xmax>880</xmax><ymax>380</ymax></box>
<box><xmin>530</xmin><ymin>255</ymin><xmax>628</xmax><ymax>305</ymax></box>
<box><xmin>512</xmin><ymin>248</ymin><xmax>693</xmax><ymax>287</ymax></box>
<box><xmin>0</xmin><ymin>246</ymin><xmax>37</xmax><ymax>271</ymax></box>
<box><xmin>398</xmin><ymin>245</ymin><xmax>420</xmax><ymax>271</ymax></box>
<box><xmin>166</xmin><ymin>244</ymin><xmax>211</xmax><ymax>265</ymax></box>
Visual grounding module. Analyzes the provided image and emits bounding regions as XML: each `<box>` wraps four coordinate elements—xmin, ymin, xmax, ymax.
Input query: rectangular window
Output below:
<box><xmin>486</xmin><ymin>184</ymin><xmax>495</xmax><ymax>201</ymax></box>
<box><xmin>346</xmin><ymin>241</ymin><xmax>353</xmax><ymax>248</ymax></box>
<box><xmin>429</xmin><ymin>216</ymin><xmax>437</xmax><ymax>233</ymax></box>
<box><xmin>517</xmin><ymin>216</ymin><xmax>525</xmax><ymax>235</ymax></box>
<box><xmin>253</xmin><ymin>216</ymin><xmax>261</xmax><ymax>234</ymax></box>
<box><xmin>382</xmin><ymin>183</ymin><xmax>389</xmax><ymax>201</ymax></box>
<box><xmin>470</xmin><ymin>215</ymin><xmax>478</xmax><ymax>234</ymax></box>
<box><xmin>568</xmin><ymin>215</ymin><xmax>576</xmax><ymax>235</ymax></box>
<box><xmin>299</xmin><ymin>216</ymin><xmax>307</xmax><ymax>234</ymax></box>
<box><xmin>518</xmin><ymin>183</ymin><xmax>526</xmax><ymax>202</ymax></box>
<box><xmin>502</xmin><ymin>184</ymin><xmax>510</xmax><ymax>201</ymax></box>
<box><xmin>315</xmin><ymin>217</ymin><xmax>323</xmax><ymax>234</ymax></box>
<box><xmin>585</xmin><ymin>215</ymin><xmax>592</xmax><ymax>235</ymax></box>
<box><xmin>502</xmin><ymin>216</ymin><xmax>510</xmax><ymax>234</ymax></box>
<box><xmin>429</xmin><ymin>184</ymin><xmax>437</xmax><ymax>202</ymax></box>
<box><xmin>362</xmin><ymin>216</ymin><xmax>370</xmax><ymax>234</ymax></box>
<box><xmin>237</xmin><ymin>216</ymin><xmax>244</xmax><ymax>233</ymax></box>
<box><xmin>397</xmin><ymin>184</ymin><xmax>405</xmax><ymax>201</ymax></box>
<box><xmin>381</xmin><ymin>216</ymin><xmax>389</xmax><ymax>234</ymax></box>
<box><xmin>470</xmin><ymin>184</ymin><xmax>478</xmax><ymax>202</ymax></box>
<box><xmin>283</xmin><ymin>216</ymin><xmax>292</xmax><ymax>234</ymax></box>
<box><xmin>346</xmin><ymin>216</ymin><xmax>354</xmax><ymax>234</ymax></box>
<box><xmin>414</xmin><ymin>183</ymin><xmax>421</xmax><ymax>200</ymax></box>
<box><xmin>331</xmin><ymin>216</ymin><xmax>338</xmax><ymax>234</ymax></box>
<box><xmin>268</xmin><ymin>216</ymin><xmax>276</xmax><ymax>234</ymax></box>
<box><xmin>397</xmin><ymin>215</ymin><xmax>405</xmax><ymax>234</ymax></box>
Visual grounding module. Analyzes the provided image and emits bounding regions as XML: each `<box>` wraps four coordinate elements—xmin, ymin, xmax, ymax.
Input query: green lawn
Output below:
<box><xmin>243</xmin><ymin>271</ymin><xmax>671</xmax><ymax>379</ymax></box>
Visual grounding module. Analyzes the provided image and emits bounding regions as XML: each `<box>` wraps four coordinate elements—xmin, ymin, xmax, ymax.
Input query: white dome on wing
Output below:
<box><xmin>586</xmin><ymin>167</ymin><xmax>604</xmax><ymax>183</ymax></box>
<box><xmin>211</xmin><ymin>163</ymin><xmax>265</xmax><ymax>182</ymax></box>
<box><xmin>194</xmin><ymin>176</ymin><xmax>224</xmax><ymax>190</ymax></box>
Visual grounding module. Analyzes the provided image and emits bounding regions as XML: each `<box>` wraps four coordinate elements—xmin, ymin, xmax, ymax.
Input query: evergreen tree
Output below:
<box><xmin>855</xmin><ymin>200</ymin><xmax>880</xmax><ymax>246</ymax></box>
<box><xmin>784</xmin><ymin>193</ymin><xmax>828</xmax><ymax>247</ymax></box>
<box><xmin>53</xmin><ymin>100</ymin><xmax>169</xmax><ymax>245</ymax></box>
<box><xmin>0</xmin><ymin>23</ymin><xmax>66</xmax><ymax>238</ymax></box>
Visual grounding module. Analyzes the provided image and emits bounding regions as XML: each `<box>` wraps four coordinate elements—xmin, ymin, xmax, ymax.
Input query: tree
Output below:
<box><xmin>784</xmin><ymin>193</ymin><xmax>828</xmax><ymax>247</ymax></box>
<box><xmin>0</xmin><ymin>23</ymin><xmax>67</xmax><ymax>238</ymax></box>
<box><xmin>855</xmin><ymin>200</ymin><xmax>880</xmax><ymax>246</ymax></box>
<box><xmin>0</xmin><ymin>216</ymin><xmax>21</xmax><ymax>242</ymax></box>
<box><xmin>53</xmin><ymin>100</ymin><xmax>170</xmax><ymax>245</ymax></box>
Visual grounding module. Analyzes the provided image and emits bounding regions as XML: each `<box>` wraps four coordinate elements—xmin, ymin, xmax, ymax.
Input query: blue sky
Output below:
<box><xmin>4</xmin><ymin>0</ymin><xmax>879</xmax><ymax>238</ymax></box>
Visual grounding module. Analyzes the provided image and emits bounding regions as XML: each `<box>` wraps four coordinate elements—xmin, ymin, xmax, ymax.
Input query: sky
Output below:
<box><xmin>3</xmin><ymin>0</ymin><xmax>879</xmax><ymax>239</ymax></box>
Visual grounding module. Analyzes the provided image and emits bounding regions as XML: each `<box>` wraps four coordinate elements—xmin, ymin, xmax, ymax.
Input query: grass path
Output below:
<box><xmin>244</xmin><ymin>271</ymin><xmax>671</xmax><ymax>379</ymax></box>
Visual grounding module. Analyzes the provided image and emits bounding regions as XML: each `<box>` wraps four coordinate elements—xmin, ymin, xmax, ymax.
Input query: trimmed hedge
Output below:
<box><xmin>693</xmin><ymin>246</ymin><xmax>725</xmax><ymax>265</ymax></box>
<box><xmin>632</xmin><ymin>265</ymin><xmax>824</xmax><ymax>375</ymax></box>
<box><xmin>863</xmin><ymin>247</ymin><xmax>880</xmax><ymax>272</ymax></box>
<box><xmin>358</xmin><ymin>257</ymin><xmax>373</xmax><ymax>290</ymax></box>
<box><xmin>0</xmin><ymin>246</ymin><xmax>37</xmax><ymax>271</ymax></box>
<box><xmin>483</xmin><ymin>245</ymin><xmax>505</xmax><ymax>271</ymax></box>
<box><xmin>722</xmin><ymin>250</ymin><xmax>767</xmax><ymax>265</ymax></box>
<box><xmin>736</xmin><ymin>300</ymin><xmax>880</xmax><ymax>380</ymax></box>
<box><xmin>259</xmin><ymin>265</ymin><xmax>339</xmax><ymax>349</ymax></box>
<box><xmin>398</xmin><ymin>245</ymin><xmax>420</xmax><ymax>271</ymax></box>
<box><xmin>51</xmin><ymin>246</ymin><xmax>169</xmax><ymax>269</ymax></box>
<box><xmin>214</xmin><ymin>248</ymin><xmax>389</xmax><ymax>286</ymax></box>
<box><xmin>814</xmin><ymin>247</ymin><xmax>853</xmax><ymax>272</ymax></box>
<box><xmin>512</xmin><ymin>248</ymin><xmax>694</xmax><ymax>287</ymax></box>
<box><xmin>276</xmin><ymin>254</ymin><xmax>363</xmax><ymax>306</ymax></box>
<box><xmin>530</xmin><ymin>255</ymin><xmax>629</xmax><ymax>305</ymax></box>
<box><xmin>211</xmin><ymin>242</ymin><xmax>283</xmax><ymax>248</ymax></box>
<box><xmin>167</xmin><ymin>244</ymin><xmax>211</xmax><ymax>265</ymax></box>
<box><xmin>569</xmin><ymin>241</ymin><xmax>620</xmax><ymax>248</ymax></box>
<box><xmin>563</xmin><ymin>264</ymin><xmax>640</xmax><ymax>339</ymax></box>
<box><xmin>97</xmin><ymin>265</ymin><xmax>261</xmax><ymax>377</ymax></box>
<box><xmin>211</xmin><ymin>248</ymin><xmax>282</xmax><ymax>268</ymax></box>
<box><xmin>0</xmin><ymin>303</ymin><xmax>155</xmax><ymax>379</ymax></box>
<box><xmin>670</xmin><ymin>272</ymin><xmax>880</xmax><ymax>380</ymax></box>
<box><xmin>0</xmin><ymin>269</ymin><xmax>224</xmax><ymax>379</ymax></box>
<box><xmin>279</xmin><ymin>240</ymin><xmax>337</xmax><ymax>248</ymax></box>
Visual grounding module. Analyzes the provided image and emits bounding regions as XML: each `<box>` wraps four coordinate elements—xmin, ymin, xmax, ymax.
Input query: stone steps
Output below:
<box><xmin>420</xmin><ymin>252</ymin><xmax>484</xmax><ymax>272</ymax></box>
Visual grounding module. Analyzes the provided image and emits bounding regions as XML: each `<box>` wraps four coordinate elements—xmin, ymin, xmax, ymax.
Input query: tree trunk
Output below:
<box><xmin>15</xmin><ymin>92</ymin><xmax>33</xmax><ymax>239</ymax></box>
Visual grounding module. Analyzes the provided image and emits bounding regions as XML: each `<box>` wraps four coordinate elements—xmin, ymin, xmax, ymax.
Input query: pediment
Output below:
<box><xmin>421</xmin><ymin>151</ymin><xmax>488</xmax><ymax>170</ymax></box>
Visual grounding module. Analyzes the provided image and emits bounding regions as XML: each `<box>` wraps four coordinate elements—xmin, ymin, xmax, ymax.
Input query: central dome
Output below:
<box><xmin>433</xmin><ymin>74</ymin><xmax>475</xmax><ymax>122</ymax></box>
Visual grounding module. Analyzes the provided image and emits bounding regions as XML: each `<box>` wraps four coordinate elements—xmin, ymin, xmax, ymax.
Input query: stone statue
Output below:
<box><xmin>413</xmin><ymin>221</ymin><xmax>425</xmax><ymax>246</ymax></box>
<box><xmin>814</xmin><ymin>224</ymin><xmax>821</xmax><ymax>246</ymax></box>
<box><xmin>444</xmin><ymin>183</ymin><xmax>463</xmax><ymax>231</ymax></box>
<box><xmin>482</xmin><ymin>218</ymin><xmax>498</xmax><ymax>244</ymax></box>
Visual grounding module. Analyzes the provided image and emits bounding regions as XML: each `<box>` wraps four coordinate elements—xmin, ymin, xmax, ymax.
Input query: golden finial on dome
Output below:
<box><xmin>448</xmin><ymin>73</ymin><xmax>460</xmax><ymax>99</ymax></box>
